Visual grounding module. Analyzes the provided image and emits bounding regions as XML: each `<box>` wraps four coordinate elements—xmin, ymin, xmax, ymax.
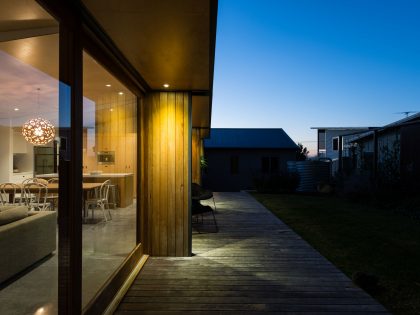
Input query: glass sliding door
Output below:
<box><xmin>0</xmin><ymin>1</ymin><xmax>59</xmax><ymax>314</ymax></box>
<box><xmin>82</xmin><ymin>51</ymin><xmax>137</xmax><ymax>308</ymax></box>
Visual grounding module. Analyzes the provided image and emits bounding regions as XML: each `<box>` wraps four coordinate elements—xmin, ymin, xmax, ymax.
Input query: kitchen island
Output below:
<box><xmin>36</xmin><ymin>173</ymin><xmax>134</xmax><ymax>208</ymax></box>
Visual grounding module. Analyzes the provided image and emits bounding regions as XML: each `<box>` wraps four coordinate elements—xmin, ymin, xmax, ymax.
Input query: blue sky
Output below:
<box><xmin>212</xmin><ymin>0</ymin><xmax>420</xmax><ymax>155</ymax></box>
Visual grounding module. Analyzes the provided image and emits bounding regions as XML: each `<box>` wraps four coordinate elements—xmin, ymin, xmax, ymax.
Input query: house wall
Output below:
<box><xmin>191</xmin><ymin>128</ymin><xmax>202</xmax><ymax>185</ymax></box>
<box><xmin>378</xmin><ymin>130</ymin><xmax>400</xmax><ymax>164</ymax></box>
<box><xmin>401</xmin><ymin>123</ymin><xmax>420</xmax><ymax>187</ymax></box>
<box><xmin>324</xmin><ymin>130</ymin><xmax>353</xmax><ymax>160</ymax></box>
<box><xmin>354</xmin><ymin>130</ymin><xmax>400</xmax><ymax>172</ymax></box>
<box><xmin>203</xmin><ymin>148</ymin><xmax>296</xmax><ymax>191</ymax></box>
<box><xmin>141</xmin><ymin>91</ymin><xmax>191</xmax><ymax>257</ymax></box>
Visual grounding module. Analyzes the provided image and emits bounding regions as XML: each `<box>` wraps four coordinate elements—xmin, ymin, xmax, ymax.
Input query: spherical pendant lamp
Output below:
<box><xmin>22</xmin><ymin>117</ymin><xmax>55</xmax><ymax>145</ymax></box>
<box><xmin>21</xmin><ymin>88</ymin><xmax>55</xmax><ymax>145</ymax></box>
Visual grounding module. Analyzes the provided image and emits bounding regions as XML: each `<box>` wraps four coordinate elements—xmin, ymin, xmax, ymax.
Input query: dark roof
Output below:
<box><xmin>310</xmin><ymin>127</ymin><xmax>375</xmax><ymax>131</ymax></box>
<box><xmin>204</xmin><ymin>128</ymin><xmax>298</xmax><ymax>149</ymax></box>
<box><xmin>383</xmin><ymin>112</ymin><xmax>420</xmax><ymax>128</ymax></box>
<box><xmin>349</xmin><ymin>113</ymin><xmax>420</xmax><ymax>143</ymax></box>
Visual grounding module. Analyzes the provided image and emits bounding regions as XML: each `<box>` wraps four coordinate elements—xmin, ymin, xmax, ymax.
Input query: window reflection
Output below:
<box><xmin>82</xmin><ymin>51</ymin><xmax>137</xmax><ymax>307</ymax></box>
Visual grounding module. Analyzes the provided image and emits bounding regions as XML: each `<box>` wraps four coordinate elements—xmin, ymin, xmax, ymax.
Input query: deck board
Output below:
<box><xmin>116</xmin><ymin>192</ymin><xmax>388</xmax><ymax>314</ymax></box>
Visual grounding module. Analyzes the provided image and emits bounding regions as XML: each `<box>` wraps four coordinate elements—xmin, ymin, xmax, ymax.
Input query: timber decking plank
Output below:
<box><xmin>116</xmin><ymin>192</ymin><xmax>388</xmax><ymax>314</ymax></box>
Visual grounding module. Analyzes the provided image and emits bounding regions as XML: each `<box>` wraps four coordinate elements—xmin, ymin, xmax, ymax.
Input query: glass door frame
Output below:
<box><xmin>36</xmin><ymin>1</ymin><xmax>147</xmax><ymax>314</ymax></box>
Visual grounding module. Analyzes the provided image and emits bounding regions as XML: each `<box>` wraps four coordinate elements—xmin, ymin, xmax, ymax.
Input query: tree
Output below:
<box><xmin>296</xmin><ymin>143</ymin><xmax>309</xmax><ymax>161</ymax></box>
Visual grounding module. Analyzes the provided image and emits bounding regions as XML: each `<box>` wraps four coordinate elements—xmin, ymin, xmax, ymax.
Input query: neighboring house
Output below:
<box><xmin>311</xmin><ymin>127</ymin><xmax>376</xmax><ymax>174</ymax></box>
<box><xmin>203</xmin><ymin>128</ymin><xmax>299</xmax><ymax>191</ymax></box>
<box><xmin>348</xmin><ymin>113</ymin><xmax>420</xmax><ymax>186</ymax></box>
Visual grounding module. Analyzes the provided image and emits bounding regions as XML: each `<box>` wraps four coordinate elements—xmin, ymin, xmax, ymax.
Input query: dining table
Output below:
<box><xmin>1</xmin><ymin>182</ymin><xmax>103</xmax><ymax>204</ymax></box>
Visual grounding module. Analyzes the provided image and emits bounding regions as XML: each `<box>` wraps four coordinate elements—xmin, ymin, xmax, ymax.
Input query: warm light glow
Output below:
<box><xmin>22</xmin><ymin>117</ymin><xmax>55</xmax><ymax>145</ymax></box>
<box><xmin>106</xmin><ymin>84</ymin><xmax>111</xmax><ymax>87</ymax></box>
<box><xmin>110</xmin><ymin>108</ymin><xmax>114</xmax><ymax>112</ymax></box>
<box><xmin>14</xmin><ymin>108</ymin><xmax>19</xmax><ymax>111</ymax></box>
<box><xmin>118</xmin><ymin>92</ymin><xmax>124</xmax><ymax>95</ymax></box>
<box><xmin>163</xmin><ymin>83</ymin><xmax>170</xmax><ymax>88</ymax></box>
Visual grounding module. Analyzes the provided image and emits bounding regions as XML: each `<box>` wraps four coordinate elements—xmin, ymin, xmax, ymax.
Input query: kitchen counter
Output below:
<box><xmin>36</xmin><ymin>173</ymin><xmax>134</xmax><ymax>208</ymax></box>
<box><xmin>36</xmin><ymin>173</ymin><xmax>133</xmax><ymax>178</ymax></box>
<box><xmin>83</xmin><ymin>173</ymin><xmax>134</xmax><ymax>178</ymax></box>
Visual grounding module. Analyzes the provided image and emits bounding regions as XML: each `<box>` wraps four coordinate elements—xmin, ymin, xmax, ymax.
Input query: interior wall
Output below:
<box><xmin>141</xmin><ymin>91</ymin><xmax>191</xmax><ymax>256</ymax></box>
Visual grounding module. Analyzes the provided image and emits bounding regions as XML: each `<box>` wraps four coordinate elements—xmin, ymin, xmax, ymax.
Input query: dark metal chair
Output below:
<box><xmin>191</xmin><ymin>183</ymin><xmax>218</xmax><ymax>232</ymax></box>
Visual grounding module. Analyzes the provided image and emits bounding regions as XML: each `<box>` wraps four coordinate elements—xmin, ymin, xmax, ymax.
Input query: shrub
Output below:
<box><xmin>253</xmin><ymin>172</ymin><xmax>299</xmax><ymax>193</ymax></box>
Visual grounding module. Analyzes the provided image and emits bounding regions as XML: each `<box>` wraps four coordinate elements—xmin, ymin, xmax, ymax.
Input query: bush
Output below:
<box><xmin>334</xmin><ymin>172</ymin><xmax>374</xmax><ymax>201</ymax></box>
<box><xmin>253</xmin><ymin>172</ymin><xmax>299</xmax><ymax>193</ymax></box>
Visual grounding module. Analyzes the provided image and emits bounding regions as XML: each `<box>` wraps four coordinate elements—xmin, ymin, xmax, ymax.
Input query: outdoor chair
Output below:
<box><xmin>191</xmin><ymin>183</ymin><xmax>218</xmax><ymax>232</ymax></box>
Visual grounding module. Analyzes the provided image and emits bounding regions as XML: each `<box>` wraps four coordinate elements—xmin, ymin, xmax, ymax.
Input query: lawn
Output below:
<box><xmin>252</xmin><ymin>193</ymin><xmax>420</xmax><ymax>315</ymax></box>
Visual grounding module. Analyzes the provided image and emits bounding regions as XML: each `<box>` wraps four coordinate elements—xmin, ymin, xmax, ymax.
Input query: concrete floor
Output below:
<box><xmin>0</xmin><ymin>203</ymin><xmax>136</xmax><ymax>315</ymax></box>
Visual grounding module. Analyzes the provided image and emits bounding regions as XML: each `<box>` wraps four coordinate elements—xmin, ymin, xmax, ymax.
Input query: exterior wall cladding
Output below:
<box><xmin>323</xmin><ymin>130</ymin><xmax>353</xmax><ymax>160</ymax></box>
<box><xmin>203</xmin><ymin>148</ymin><xmax>297</xmax><ymax>192</ymax></box>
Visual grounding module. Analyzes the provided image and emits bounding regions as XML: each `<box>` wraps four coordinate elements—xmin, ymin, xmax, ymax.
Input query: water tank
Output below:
<box><xmin>287</xmin><ymin>161</ymin><xmax>331</xmax><ymax>192</ymax></box>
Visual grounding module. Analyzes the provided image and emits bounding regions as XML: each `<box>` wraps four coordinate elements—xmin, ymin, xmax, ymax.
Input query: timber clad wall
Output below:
<box><xmin>141</xmin><ymin>92</ymin><xmax>191</xmax><ymax>257</ymax></box>
<box><xmin>191</xmin><ymin>128</ymin><xmax>202</xmax><ymax>185</ymax></box>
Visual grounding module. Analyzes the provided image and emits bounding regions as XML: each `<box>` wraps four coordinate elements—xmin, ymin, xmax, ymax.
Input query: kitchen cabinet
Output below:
<box><xmin>93</xmin><ymin>96</ymin><xmax>137</xmax><ymax>174</ymax></box>
<box><xmin>82</xmin><ymin>173</ymin><xmax>134</xmax><ymax>207</ymax></box>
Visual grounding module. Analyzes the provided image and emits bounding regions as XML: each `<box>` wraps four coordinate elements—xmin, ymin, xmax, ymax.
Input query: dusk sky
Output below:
<box><xmin>212</xmin><ymin>0</ymin><xmax>420</xmax><ymax>155</ymax></box>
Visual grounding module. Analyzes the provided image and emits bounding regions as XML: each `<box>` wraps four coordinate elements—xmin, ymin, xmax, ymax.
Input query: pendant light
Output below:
<box><xmin>21</xmin><ymin>88</ymin><xmax>55</xmax><ymax>145</ymax></box>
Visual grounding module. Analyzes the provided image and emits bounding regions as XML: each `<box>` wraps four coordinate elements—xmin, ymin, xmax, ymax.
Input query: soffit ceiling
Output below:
<box><xmin>0</xmin><ymin>0</ymin><xmax>214</xmax><ymax>130</ymax></box>
<box><xmin>82</xmin><ymin>0</ymin><xmax>212</xmax><ymax>91</ymax></box>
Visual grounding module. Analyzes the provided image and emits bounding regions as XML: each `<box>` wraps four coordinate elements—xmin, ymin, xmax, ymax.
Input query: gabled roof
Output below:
<box><xmin>204</xmin><ymin>128</ymin><xmax>299</xmax><ymax>149</ymax></box>
<box><xmin>310</xmin><ymin>127</ymin><xmax>375</xmax><ymax>131</ymax></box>
<box><xmin>349</xmin><ymin>113</ymin><xmax>420</xmax><ymax>143</ymax></box>
<box><xmin>383</xmin><ymin>112</ymin><xmax>420</xmax><ymax>128</ymax></box>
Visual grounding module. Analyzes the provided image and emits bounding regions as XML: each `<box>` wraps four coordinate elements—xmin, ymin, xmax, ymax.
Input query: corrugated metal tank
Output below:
<box><xmin>287</xmin><ymin>161</ymin><xmax>331</xmax><ymax>192</ymax></box>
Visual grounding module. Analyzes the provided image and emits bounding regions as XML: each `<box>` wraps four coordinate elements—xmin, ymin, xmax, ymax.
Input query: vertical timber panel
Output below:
<box><xmin>142</xmin><ymin>91</ymin><xmax>191</xmax><ymax>256</ymax></box>
<box><xmin>175</xmin><ymin>92</ymin><xmax>185</xmax><ymax>256</ymax></box>
<box><xmin>191</xmin><ymin>128</ymin><xmax>202</xmax><ymax>185</ymax></box>
<box><xmin>151</xmin><ymin>93</ymin><xmax>160</xmax><ymax>255</ymax></box>
<box><xmin>185</xmin><ymin>93</ymin><xmax>192</xmax><ymax>255</ymax></box>
<box><xmin>167</xmin><ymin>92</ymin><xmax>176</xmax><ymax>256</ymax></box>
<box><xmin>159</xmin><ymin>92</ymin><xmax>168</xmax><ymax>255</ymax></box>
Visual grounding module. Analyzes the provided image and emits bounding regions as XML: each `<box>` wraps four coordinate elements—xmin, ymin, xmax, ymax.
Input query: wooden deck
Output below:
<box><xmin>116</xmin><ymin>192</ymin><xmax>388</xmax><ymax>314</ymax></box>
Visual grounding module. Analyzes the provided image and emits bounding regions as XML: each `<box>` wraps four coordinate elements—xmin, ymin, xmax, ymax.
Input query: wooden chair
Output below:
<box><xmin>22</xmin><ymin>182</ymin><xmax>50</xmax><ymax>211</ymax></box>
<box><xmin>46</xmin><ymin>178</ymin><xmax>59</xmax><ymax>210</ymax></box>
<box><xmin>84</xmin><ymin>179</ymin><xmax>112</xmax><ymax>222</ymax></box>
<box><xmin>0</xmin><ymin>183</ymin><xmax>22</xmax><ymax>206</ymax></box>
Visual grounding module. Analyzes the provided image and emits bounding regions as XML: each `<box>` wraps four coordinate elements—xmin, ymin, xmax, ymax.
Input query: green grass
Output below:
<box><xmin>252</xmin><ymin>193</ymin><xmax>420</xmax><ymax>315</ymax></box>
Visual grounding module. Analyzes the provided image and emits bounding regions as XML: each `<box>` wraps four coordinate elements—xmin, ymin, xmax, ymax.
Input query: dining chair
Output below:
<box><xmin>84</xmin><ymin>179</ymin><xmax>112</xmax><ymax>222</ymax></box>
<box><xmin>22</xmin><ymin>182</ymin><xmax>50</xmax><ymax>211</ymax></box>
<box><xmin>46</xmin><ymin>178</ymin><xmax>59</xmax><ymax>210</ymax></box>
<box><xmin>21</xmin><ymin>177</ymin><xmax>37</xmax><ymax>204</ymax></box>
<box><xmin>34</xmin><ymin>178</ymin><xmax>49</xmax><ymax>185</ymax></box>
<box><xmin>0</xmin><ymin>183</ymin><xmax>22</xmax><ymax>206</ymax></box>
<box><xmin>22</xmin><ymin>177</ymin><xmax>37</xmax><ymax>184</ymax></box>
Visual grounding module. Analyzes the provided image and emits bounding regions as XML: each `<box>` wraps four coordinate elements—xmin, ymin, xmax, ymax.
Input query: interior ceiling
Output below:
<box><xmin>0</xmin><ymin>0</ymin><xmax>213</xmax><ymax>130</ymax></box>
